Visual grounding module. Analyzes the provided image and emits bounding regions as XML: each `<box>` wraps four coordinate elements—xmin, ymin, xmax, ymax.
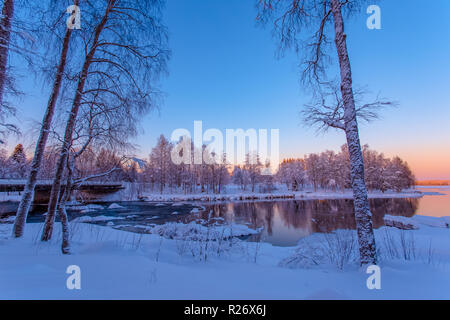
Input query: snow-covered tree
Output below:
<box><xmin>244</xmin><ymin>152</ymin><xmax>263</xmax><ymax>193</ymax></box>
<box><xmin>0</xmin><ymin>147</ymin><xmax>10</xmax><ymax>177</ymax></box>
<box><xmin>232</xmin><ymin>166</ymin><xmax>247</xmax><ymax>191</ymax></box>
<box><xmin>257</xmin><ymin>0</ymin><xmax>381</xmax><ymax>265</ymax></box>
<box><xmin>13</xmin><ymin>0</ymin><xmax>82</xmax><ymax>238</ymax></box>
<box><xmin>9</xmin><ymin>143</ymin><xmax>28</xmax><ymax>178</ymax></box>
<box><xmin>305</xmin><ymin>153</ymin><xmax>320</xmax><ymax>192</ymax></box>
<box><xmin>150</xmin><ymin>135</ymin><xmax>173</xmax><ymax>194</ymax></box>
<box><xmin>0</xmin><ymin>0</ymin><xmax>20</xmax><ymax>144</ymax></box>
<box><xmin>276</xmin><ymin>158</ymin><xmax>307</xmax><ymax>191</ymax></box>
<box><xmin>384</xmin><ymin>156</ymin><xmax>415</xmax><ymax>192</ymax></box>
<box><xmin>0</xmin><ymin>0</ymin><xmax>14</xmax><ymax>106</ymax></box>
<box><xmin>277</xmin><ymin>145</ymin><xmax>413</xmax><ymax>195</ymax></box>
<box><xmin>40</xmin><ymin>0</ymin><xmax>170</xmax><ymax>243</ymax></box>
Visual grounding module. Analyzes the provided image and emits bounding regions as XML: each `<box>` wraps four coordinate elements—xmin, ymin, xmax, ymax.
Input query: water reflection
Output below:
<box><xmin>2</xmin><ymin>187</ymin><xmax>449</xmax><ymax>247</ymax></box>
<box><xmin>204</xmin><ymin>198</ymin><xmax>420</xmax><ymax>246</ymax></box>
<box><xmin>415</xmin><ymin>187</ymin><xmax>450</xmax><ymax>217</ymax></box>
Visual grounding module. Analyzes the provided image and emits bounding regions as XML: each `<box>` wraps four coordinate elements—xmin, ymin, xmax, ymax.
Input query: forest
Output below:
<box><xmin>0</xmin><ymin>140</ymin><xmax>415</xmax><ymax>196</ymax></box>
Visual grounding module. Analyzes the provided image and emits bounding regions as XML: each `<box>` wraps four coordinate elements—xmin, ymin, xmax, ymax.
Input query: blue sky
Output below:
<box><xmin>9</xmin><ymin>0</ymin><xmax>450</xmax><ymax>179</ymax></box>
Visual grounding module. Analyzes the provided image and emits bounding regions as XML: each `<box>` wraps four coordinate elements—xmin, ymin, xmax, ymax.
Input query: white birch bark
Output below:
<box><xmin>41</xmin><ymin>1</ymin><xmax>115</xmax><ymax>241</ymax></box>
<box><xmin>13</xmin><ymin>1</ymin><xmax>78</xmax><ymax>238</ymax></box>
<box><xmin>58</xmin><ymin>156</ymin><xmax>75</xmax><ymax>254</ymax></box>
<box><xmin>330</xmin><ymin>0</ymin><xmax>377</xmax><ymax>265</ymax></box>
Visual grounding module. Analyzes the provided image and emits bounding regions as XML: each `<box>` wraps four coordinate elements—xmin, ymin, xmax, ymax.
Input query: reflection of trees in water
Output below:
<box><xmin>274</xmin><ymin>200</ymin><xmax>355</xmax><ymax>233</ymax></box>
<box><xmin>206</xmin><ymin>198</ymin><xmax>419</xmax><ymax>235</ymax></box>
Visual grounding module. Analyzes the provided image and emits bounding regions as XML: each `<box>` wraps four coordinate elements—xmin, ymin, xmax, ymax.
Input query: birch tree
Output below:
<box><xmin>41</xmin><ymin>0</ymin><xmax>169</xmax><ymax>241</ymax></box>
<box><xmin>13</xmin><ymin>0</ymin><xmax>80</xmax><ymax>238</ymax></box>
<box><xmin>0</xmin><ymin>0</ymin><xmax>14</xmax><ymax>115</ymax></box>
<box><xmin>55</xmin><ymin>95</ymin><xmax>131</xmax><ymax>253</ymax></box>
<box><xmin>257</xmin><ymin>0</ymin><xmax>384</xmax><ymax>264</ymax></box>
<box><xmin>0</xmin><ymin>0</ymin><xmax>28</xmax><ymax>143</ymax></box>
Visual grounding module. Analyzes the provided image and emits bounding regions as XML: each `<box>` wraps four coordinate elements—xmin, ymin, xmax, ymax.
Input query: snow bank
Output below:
<box><xmin>0</xmin><ymin>192</ymin><xmax>22</xmax><ymax>202</ymax></box>
<box><xmin>384</xmin><ymin>215</ymin><xmax>420</xmax><ymax>230</ymax></box>
<box><xmin>107</xmin><ymin>203</ymin><xmax>125</xmax><ymax>210</ymax></box>
<box><xmin>139</xmin><ymin>188</ymin><xmax>422</xmax><ymax>203</ymax></box>
<box><xmin>171</xmin><ymin>203</ymin><xmax>185</xmax><ymax>207</ymax></box>
<box><xmin>68</xmin><ymin>204</ymin><xmax>104</xmax><ymax>213</ymax></box>
<box><xmin>1</xmin><ymin>214</ymin><xmax>450</xmax><ymax>299</ymax></box>
<box><xmin>280</xmin><ymin>230</ymin><xmax>358</xmax><ymax>270</ymax></box>
<box><xmin>72</xmin><ymin>215</ymin><xmax>124</xmax><ymax>223</ymax></box>
<box><xmin>0</xmin><ymin>215</ymin><xmax>15</xmax><ymax>224</ymax></box>
<box><xmin>143</xmin><ymin>193</ymin><xmax>295</xmax><ymax>203</ymax></box>
<box><xmin>383</xmin><ymin>215</ymin><xmax>450</xmax><ymax>230</ymax></box>
<box><xmin>150</xmin><ymin>221</ymin><xmax>263</xmax><ymax>241</ymax></box>
<box><xmin>412</xmin><ymin>215</ymin><xmax>450</xmax><ymax>228</ymax></box>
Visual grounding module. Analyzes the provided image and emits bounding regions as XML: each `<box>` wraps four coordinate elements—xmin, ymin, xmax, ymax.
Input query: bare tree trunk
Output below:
<box><xmin>42</xmin><ymin>1</ymin><xmax>114</xmax><ymax>241</ymax></box>
<box><xmin>330</xmin><ymin>0</ymin><xmax>376</xmax><ymax>265</ymax></box>
<box><xmin>58</xmin><ymin>205</ymin><xmax>70</xmax><ymax>253</ymax></box>
<box><xmin>13</xmin><ymin>12</ymin><xmax>77</xmax><ymax>237</ymax></box>
<box><xmin>0</xmin><ymin>0</ymin><xmax>13</xmax><ymax>110</ymax></box>
<box><xmin>58</xmin><ymin>158</ymin><xmax>75</xmax><ymax>254</ymax></box>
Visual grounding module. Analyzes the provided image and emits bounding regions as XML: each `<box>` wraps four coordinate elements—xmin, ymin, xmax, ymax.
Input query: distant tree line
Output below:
<box><xmin>1</xmin><ymin>141</ymin><xmax>415</xmax><ymax>195</ymax></box>
<box><xmin>277</xmin><ymin>145</ymin><xmax>415</xmax><ymax>193</ymax></box>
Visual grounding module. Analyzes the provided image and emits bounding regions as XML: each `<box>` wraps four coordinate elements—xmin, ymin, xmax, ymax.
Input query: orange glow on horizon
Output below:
<box><xmin>281</xmin><ymin>146</ymin><xmax>450</xmax><ymax>181</ymax></box>
<box><xmin>382</xmin><ymin>144</ymin><xmax>450</xmax><ymax>180</ymax></box>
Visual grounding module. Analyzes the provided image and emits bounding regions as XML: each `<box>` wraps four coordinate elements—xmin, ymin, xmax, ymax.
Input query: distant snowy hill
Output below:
<box><xmin>128</xmin><ymin>157</ymin><xmax>148</xmax><ymax>170</ymax></box>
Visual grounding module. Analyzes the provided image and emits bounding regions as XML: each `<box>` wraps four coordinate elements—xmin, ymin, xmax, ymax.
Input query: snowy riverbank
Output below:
<box><xmin>0</xmin><ymin>187</ymin><xmax>423</xmax><ymax>206</ymax></box>
<box><xmin>138</xmin><ymin>188</ymin><xmax>423</xmax><ymax>203</ymax></box>
<box><xmin>1</xmin><ymin>214</ymin><xmax>449</xmax><ymax>299</ymax></box>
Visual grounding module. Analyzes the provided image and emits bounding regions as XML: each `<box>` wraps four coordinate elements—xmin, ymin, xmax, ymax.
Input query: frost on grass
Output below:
<box><xmin>149</xmin><ymin>218</ymin><xmax>263</xmax><ymax>262</ymax></box>
<box><xmin>279</xmin><ymin>225</ymin><xmax>441</xmax><ymax>270</ymax></box>
<box><xmin>376</xmin><ymin>228</ymin><xmax>436</xmax><ymax>263</ymax></box>
<box><xmin>379</xmin><ymin>228</ymin><xmax>414</xmax><ymax>261</ymax></box>
<box><xmin>279</xmin><ymin>230</ymin><xmax>359</xmax><ymax>270</ymax></box>
<box><xmin>151</xmin><ymin>221</ymin><xmax>262</xmax><ymax>241</ymax></box>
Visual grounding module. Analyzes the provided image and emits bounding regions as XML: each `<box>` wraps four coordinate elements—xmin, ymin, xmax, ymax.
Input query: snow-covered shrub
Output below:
<box><xmin>243</xmin><ymin>233</ymin><xmax>264</xmax><ymax>264</ymax></box>
<box><xmin>379</xmin><ymin>228</ymin><xmax>417</xmax><ymax>261</ymax></box>
<box><xmin>176</xmin><ymin>222</ymin><xmax>237</xmax><ymax>261</ymax></box>
<box><xmin>153</xmin><ymin>213</ymin><xmax>261</xmax><ymax>262</ymax></box>
<box><xmin>151</xmin><ymin>220</ymin><xmax>260</xmax><ymax>241</ymax></box>
<box><xmin>279</xmin><ymin>230</ymin><xmax>358</xmax><ymax>270</ymax></box>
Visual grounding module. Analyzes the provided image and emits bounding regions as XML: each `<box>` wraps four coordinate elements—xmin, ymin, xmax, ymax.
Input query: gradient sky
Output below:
<box><xmin>8</xmin><ymin>0</ymin><xmax>450</xmax><ymax>180</ymax></box>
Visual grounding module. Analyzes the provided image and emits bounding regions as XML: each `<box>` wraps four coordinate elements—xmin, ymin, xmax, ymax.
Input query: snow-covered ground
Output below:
<box><xmin>137</xmin><ymin>186</ymin><xmax>422</xmax><ymax>203</ymax></box>
<box><xmin>0</xmin><ymin>192</ymin><xmax>22</xmax><ymax>202</ymax></box>
<box><xmin>1</xmin><ymin>214</ymin><xmax>449</xmax><ymax>300</ymax></box>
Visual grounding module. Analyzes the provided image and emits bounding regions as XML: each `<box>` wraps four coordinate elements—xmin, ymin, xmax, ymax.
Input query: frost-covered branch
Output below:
<box><xmin>302</xmin><ymin>83</ymin><xmax>397</xmax><ymax>132</ymax></box>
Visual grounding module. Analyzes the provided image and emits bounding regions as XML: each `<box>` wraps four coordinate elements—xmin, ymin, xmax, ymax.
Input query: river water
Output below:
<box><xmin>0</xmin><ymin>186</ymin><xmax>448</xmax><ymax>246</ymax></box>
<box><xmin>202</xmin><ymin>187</ymin><xmax>449</xmax><ymax>246</ymax></box>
